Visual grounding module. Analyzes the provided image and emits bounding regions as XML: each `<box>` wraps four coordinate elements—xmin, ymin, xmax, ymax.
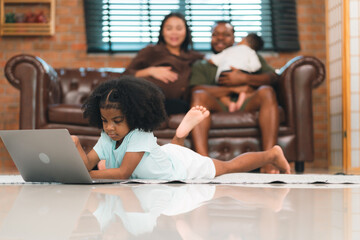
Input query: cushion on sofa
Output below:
<box><xmin>168</xmin><ymin>107</ymin><xmax>285</xmax><ymax>129</ymax></box>
<box><xmin>48</xmin><ymin>104</ymin><xmax>88</xmax><ymax>125</ymax></box>
<box><xmin>48</xmin><ymin>104</ymin><xmax>169</xmax><ymax>129</ymax></box>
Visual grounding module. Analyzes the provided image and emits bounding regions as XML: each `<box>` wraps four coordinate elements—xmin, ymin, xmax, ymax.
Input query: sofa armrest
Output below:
<box><xmin>276</xmin><ymin>56</ymin><xmax>325</xmax><ymax>163</ymax></box>
<box><xmin>4</xmin><ymin>54</ymin><xmax>61</xmax><ymax>129</ymax></box>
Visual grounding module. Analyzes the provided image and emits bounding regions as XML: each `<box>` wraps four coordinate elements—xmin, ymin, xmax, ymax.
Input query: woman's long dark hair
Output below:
<box><xmin>157</xmin><ymin>12</ymin><xmax>193</xmax><ymax>52</ymax></box>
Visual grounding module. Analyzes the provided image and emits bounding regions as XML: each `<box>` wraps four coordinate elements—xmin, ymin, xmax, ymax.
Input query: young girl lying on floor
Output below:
<box><xmin>72</xmin><ymin>76</ymin><xmax>290</xmax><ymax>180</ymax></box>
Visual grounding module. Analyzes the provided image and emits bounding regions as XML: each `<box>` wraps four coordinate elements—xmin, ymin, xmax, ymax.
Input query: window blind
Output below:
<box><xmin>271</xmin><ymin>0</ymin><xmax>300</xmax><ymax>51</ymax></box>
<box><xmin>84</xmin><ymin>0</ymin><xmax>300</xmax><ymax>53</ymax></box>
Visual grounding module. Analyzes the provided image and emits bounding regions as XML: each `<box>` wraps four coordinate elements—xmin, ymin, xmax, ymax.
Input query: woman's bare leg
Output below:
<box><xmin>171</xmin><ymin>105</ymin><xmax>210</xmax><ymax>146</ymax></box>
<box><xmin>213</xmin><ymin>145</ymin><xmax>291</xmax><ymax>176</ymax></box>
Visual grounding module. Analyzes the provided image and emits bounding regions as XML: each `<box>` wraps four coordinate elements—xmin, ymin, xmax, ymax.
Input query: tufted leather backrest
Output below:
<box><xmin>55</xmin><ymin>68</ymin><xmax>124</xmax><ymax>105</ymax></box>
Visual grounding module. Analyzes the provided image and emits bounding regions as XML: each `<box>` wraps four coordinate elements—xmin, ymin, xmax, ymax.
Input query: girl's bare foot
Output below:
<box><xmin>263</xmin><ymin>187</ymin><xmax>290</xmax><ymax>212</ymax></box>
<box><xmin>268</xmin><ymin>145</ymin><xmax>291</xmax><ymax>174</ymax></box>
<box><xmin>260</xmin><ymin>163</ymin><xmax>280</xmax><ymax>174</ymax></box>
<box><xmin>176</xmin><ymin>105</ymin><xmax>210</xmax><ymax>139</ymax></box>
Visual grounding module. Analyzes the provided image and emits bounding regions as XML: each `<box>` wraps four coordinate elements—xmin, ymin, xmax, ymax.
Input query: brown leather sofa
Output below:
<box><xmin>4</xmin><ymin>54</ymin><xmax>325</xmax><ymax>172</ymax></box>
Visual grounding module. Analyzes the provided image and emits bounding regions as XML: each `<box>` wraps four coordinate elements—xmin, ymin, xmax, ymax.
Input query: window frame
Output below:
<box><xmin>83</xmin><ymin>0</ymin><xmax>300</xmax><ymax>53</ymax></box>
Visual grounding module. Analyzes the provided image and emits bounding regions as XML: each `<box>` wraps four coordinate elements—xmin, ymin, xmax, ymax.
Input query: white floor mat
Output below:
<box><xmin>0</xmin><ymin>173</ymin><xmax>359</xmax><ymax>185</ymax></box>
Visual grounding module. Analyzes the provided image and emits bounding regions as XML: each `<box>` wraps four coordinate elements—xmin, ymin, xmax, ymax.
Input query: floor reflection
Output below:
<box><xmin>0</xmin><ymin>184</ymin><xmax>359</xmax><ymax>240</ymax></box>
<box><xmin>0</xmin><ymin>185</ymin><xmax>91</xmax><ymax>240</ymax></box>
<box><xmin>81</xmin><ymin>185</ymin><xmax>290</xmax><ymax>239</ymax></box>
<box><xmin>0</xmin><ymin>184</ymin><xmax>291</xmax><ymax>239</ymax></box>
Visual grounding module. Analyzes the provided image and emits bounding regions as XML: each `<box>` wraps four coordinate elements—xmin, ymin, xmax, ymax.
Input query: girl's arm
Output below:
<box><xmin>89</xmin><ymin>152</ymin><xmax>145</xmax><ymax>179</ymax></box>
<box><xmin>72</xmin><ymin>136</ymin><xmax>100</xmax><ymax>171</ymax></box>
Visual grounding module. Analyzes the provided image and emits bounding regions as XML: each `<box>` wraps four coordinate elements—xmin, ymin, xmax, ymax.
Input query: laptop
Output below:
<box><xmin>0</xmin><ymin>129</ymin><xmax>127</xmax><ymax>184</ymax></box>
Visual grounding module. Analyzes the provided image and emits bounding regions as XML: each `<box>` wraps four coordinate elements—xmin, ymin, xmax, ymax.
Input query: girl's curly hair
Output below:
<box><xmin>82</xmin><ymin>76</ymin><xmax>167</xmax><ymax>132</ymax></box>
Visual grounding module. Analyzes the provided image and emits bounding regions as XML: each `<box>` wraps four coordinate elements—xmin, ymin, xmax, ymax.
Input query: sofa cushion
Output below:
<box><xmin>56</xmin><ymin>68</ymin><xmax>124</xmax><ymax>105</ymax></box>
<box><xmin>168</xmin><ymin>106</ymin><xmax>285</xmax><ymax>129</ymax></box>
<box><xmin>48</xmin><ymin>104</ymin><xmax>169</xmax><ymax>129</ymax></box>
<box><xmin>48</xmin><ymin>104</ymin><xmax>88</xmax><ymax>125</ymax></box>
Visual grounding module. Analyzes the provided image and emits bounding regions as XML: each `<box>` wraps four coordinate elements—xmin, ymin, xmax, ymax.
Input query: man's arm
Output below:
<box><xmin>217</xmin><ymin>54</ymin><xmax>279</xmax><ymax>87</ymax></box>
<box><xmin>218</xmin><ymin>69</ymin><xmax>279</xmax><ymax>87</ymax></box>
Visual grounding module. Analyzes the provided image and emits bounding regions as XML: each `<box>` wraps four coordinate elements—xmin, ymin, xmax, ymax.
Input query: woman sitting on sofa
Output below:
<box><xmin>123</xmin><ymin>12</ymin><xmax>204</xmax><ymax>115</ymax></box>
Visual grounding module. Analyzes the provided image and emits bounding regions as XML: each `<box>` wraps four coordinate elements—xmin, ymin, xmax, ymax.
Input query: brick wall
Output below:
<box><xmin>0</xmin><ymin>0</ymin><xmax>327</xmax><ymax>170</ymax></box>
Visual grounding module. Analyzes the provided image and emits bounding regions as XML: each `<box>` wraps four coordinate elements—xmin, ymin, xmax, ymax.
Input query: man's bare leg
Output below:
<box><xmin>243</xmin><ymin>86</ymin><xmax>280</xmax><ymax>173</ymax></box>
<box><xmin>212</xmin><ymin>145</ymin><xmax>291</xmax><ymax>176</ymax></box>
<box><xmin>171</xmin><ymin>105</ymin><xmax>210</xmax><ymax>146</ymax></box>
<box><xmin>191</xmin><ymin>85</ymin><xmax>236</xmax><ymax>98</ymax></box>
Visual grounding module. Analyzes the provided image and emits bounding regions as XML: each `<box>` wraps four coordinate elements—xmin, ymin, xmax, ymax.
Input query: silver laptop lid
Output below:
<box><xmin>0</xmin><ymin>129</ymin><xmax>95</xmax><ymax>184</ymax></box>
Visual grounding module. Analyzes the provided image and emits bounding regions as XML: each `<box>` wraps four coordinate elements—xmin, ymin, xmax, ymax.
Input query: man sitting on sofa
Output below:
<box><xmin>189</xmin><ymin>21</ymin><xmax>280</xmax><ymax>174</ymax></box>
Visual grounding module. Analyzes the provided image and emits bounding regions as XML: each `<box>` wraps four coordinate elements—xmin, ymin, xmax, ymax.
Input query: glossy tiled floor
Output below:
<box><xmin>0</xmin><ymin>181</ymin><xmax>359</xmax><ymax>239</ymax></box>
<box><xmin>0</xmin><ymin>161</ymin><xmax>359</xmax><ymax>239</ymax></box>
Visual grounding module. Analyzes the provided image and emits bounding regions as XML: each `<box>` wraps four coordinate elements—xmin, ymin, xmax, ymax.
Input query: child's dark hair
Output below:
<box><xmin>82</xmin><ymin>76</ymin><xmax>167</xmax><ymax>132</ymax></box>
<box><xmin>245</xmin><ymin>33</ymin><xmax>264</xmax><ymax>51</ymax></box>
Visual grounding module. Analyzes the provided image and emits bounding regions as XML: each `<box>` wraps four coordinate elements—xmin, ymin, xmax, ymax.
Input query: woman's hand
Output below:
<box><xmin>136</xmin><ymin>66</ymin><xmax>178</xmax><ymax>83</ymax></box>
<box><xmin>148</xmin><ymin>66</ymin><xmax>178</xmax><ymax>83</ymax></box>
